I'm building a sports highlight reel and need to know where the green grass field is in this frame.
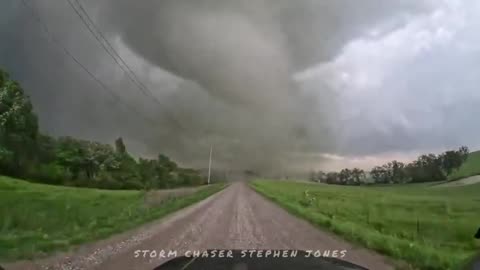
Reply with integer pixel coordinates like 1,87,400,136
0,176,225,261
251,180,480,270
448,150,480,180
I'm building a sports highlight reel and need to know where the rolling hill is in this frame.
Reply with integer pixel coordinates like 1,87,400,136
448,150,480,180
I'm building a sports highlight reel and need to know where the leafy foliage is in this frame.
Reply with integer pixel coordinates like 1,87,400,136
0,70,38,174
311,168,365,185
311,147,470,186
0,68,205,189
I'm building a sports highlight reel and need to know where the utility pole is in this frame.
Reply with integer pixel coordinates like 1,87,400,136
207,145,213,185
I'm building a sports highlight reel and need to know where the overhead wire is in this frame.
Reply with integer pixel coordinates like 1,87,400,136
65,0,150,97
65,0,186,131
19,0,159,126
73,0,155,99
19,0,190,132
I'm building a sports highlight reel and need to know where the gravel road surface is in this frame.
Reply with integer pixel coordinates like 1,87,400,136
5,182,395,270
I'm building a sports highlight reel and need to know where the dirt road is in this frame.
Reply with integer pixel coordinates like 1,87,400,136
6,182,395,270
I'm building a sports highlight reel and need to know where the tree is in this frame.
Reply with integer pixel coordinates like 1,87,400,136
325,172,339,184
0,68,205,190
0,145,13,166
390,160,406,183
439,146,469,176
84,141,116,179
115,137,126,154
104,152,139,189
37,135,57,164
370,161,406,184
406,154,446,183
368,146,470,185
459,146,469,162
56,137,88,179
158,154,178,172
440,151,461,176
382,163,394,183
351,168,366,185
0,69,39,172
177,168,204,186
371,166,388,184
339,168,353,185
137,158,157,189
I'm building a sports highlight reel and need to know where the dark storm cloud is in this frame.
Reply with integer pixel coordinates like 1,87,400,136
0,0,435,171
0,1,155,139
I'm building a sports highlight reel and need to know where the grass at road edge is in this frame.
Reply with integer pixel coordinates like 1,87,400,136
250,180,478,270
0,176,226,262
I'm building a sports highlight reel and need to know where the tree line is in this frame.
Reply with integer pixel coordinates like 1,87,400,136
0,68,206,189
310,147,470,185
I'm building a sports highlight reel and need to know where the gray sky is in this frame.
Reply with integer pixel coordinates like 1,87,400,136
0,0,478,172
295,0,480,170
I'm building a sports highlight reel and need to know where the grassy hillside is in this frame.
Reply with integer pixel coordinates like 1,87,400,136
251,180,480,270
0,176,225,261
448,150,480,180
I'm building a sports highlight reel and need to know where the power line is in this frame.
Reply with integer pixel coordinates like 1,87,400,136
65,0,149,97
19,0,158,126
73,0,154,99
66,0,186,131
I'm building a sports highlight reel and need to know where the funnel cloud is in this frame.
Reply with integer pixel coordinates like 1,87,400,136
3,0,477,173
